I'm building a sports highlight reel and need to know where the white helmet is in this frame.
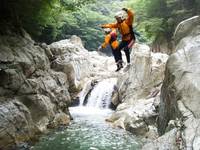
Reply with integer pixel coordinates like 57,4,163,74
115,11,126,20
104,28,112,34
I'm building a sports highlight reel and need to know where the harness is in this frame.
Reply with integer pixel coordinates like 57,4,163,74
129,25,136,40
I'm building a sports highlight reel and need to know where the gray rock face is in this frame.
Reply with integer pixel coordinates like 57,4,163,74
0,32,86,149
49,36,118,88
158,16,200,149
173,16,200,45
0,100,36,149
118,44,168,105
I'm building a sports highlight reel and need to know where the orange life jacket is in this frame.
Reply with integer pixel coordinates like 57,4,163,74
102,30,118,49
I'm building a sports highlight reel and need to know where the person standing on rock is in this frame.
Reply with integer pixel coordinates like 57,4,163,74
98,28,122,72
101,8,135,70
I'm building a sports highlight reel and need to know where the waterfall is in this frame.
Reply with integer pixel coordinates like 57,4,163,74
79,78,117,109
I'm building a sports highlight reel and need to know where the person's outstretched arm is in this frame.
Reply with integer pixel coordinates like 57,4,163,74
101,23,118,29
123,8,134,26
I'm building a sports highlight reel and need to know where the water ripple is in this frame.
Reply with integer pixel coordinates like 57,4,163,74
32,107,142,150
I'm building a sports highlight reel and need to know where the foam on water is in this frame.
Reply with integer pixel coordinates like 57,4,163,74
80,78,117,109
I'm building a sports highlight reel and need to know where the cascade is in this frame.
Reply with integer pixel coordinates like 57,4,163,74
79,78,117,109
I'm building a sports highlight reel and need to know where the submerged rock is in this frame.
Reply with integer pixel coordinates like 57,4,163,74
48,112,71,128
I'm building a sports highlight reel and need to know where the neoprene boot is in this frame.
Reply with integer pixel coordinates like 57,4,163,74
115,61,123,72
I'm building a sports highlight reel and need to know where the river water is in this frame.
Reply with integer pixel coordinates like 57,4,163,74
32,79,142,150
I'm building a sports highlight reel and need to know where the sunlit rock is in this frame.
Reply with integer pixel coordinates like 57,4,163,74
118,43,168,105
107,97,159,136
108,42,168,136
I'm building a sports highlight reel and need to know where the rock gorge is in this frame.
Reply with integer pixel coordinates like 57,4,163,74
0,16,200,150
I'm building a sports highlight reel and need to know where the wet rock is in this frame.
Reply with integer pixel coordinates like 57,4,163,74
111,85,121,106
48,112,70,128
107,97,158,136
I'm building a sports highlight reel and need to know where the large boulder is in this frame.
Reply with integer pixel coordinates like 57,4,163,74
0,100,36,149
107,43,168,136
118,44,168,105
0,32,84,149
158,16,200,149
49,35,117,88
107,98,158,136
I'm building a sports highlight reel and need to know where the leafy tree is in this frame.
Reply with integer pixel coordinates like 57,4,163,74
125,0,200,47
1,0,199,52
0,0,94,41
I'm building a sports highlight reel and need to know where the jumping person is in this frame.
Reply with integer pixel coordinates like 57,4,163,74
98,28,122,71
101,8,135,70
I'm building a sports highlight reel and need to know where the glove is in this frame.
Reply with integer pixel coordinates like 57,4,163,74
122,8,128,12
97,46,102,51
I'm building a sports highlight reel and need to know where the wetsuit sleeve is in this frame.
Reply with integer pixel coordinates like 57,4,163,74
102,35,111,49
125,9,134,26
101,23,118,28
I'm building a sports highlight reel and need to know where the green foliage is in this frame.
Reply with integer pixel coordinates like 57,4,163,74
57,0,123,50
2,0,200,50
1,0,123,50
125,0,200,44
0,0,94,42
139,18,164,43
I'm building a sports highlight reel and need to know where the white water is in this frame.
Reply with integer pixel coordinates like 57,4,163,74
79,78,117,109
